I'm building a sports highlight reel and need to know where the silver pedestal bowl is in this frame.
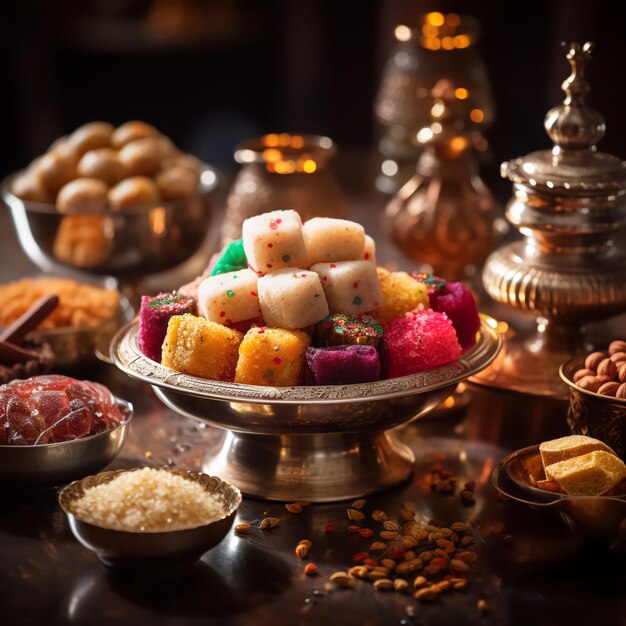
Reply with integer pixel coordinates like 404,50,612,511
2,167,219,279
111,318,501,502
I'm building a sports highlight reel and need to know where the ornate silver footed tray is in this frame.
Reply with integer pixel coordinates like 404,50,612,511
111,318,501,502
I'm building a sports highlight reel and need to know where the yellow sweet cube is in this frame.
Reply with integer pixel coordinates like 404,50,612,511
161,313,243,381
373,268,429,324
235,327,310,386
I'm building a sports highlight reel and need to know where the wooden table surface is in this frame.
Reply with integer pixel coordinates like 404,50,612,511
1,157,625,626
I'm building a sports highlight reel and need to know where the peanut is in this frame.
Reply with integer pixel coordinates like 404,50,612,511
330,571,353,587
413,575,428,588
415,587,438,602
373,578,393,591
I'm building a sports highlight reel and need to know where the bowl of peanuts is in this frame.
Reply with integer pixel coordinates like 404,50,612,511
0,276,134,369
560,340,626,461
2,121,219,277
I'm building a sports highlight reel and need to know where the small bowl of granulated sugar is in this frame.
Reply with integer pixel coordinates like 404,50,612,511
58,467,242,569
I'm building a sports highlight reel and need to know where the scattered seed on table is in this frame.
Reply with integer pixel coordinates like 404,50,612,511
304,563,318,576
373,578,393,591
330,571,353,588
347,508,365,521
260,517,280,529
295,539,312,559
234,523,250,533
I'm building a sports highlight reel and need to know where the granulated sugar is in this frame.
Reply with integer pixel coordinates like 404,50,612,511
71,468,225,532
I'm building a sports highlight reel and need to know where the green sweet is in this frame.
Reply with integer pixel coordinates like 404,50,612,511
210,239,248,276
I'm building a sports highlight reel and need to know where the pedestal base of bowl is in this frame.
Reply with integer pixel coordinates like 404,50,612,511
201,430,414,503
152,386,417,502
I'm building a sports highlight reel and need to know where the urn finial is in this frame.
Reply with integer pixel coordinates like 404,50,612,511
544,41,605,152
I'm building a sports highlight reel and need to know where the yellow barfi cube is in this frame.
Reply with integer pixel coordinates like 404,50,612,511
235,327,310,386
161,313,242,381
373,268,429,324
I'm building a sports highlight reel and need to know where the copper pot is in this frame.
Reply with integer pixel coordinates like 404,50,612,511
222,133,345,243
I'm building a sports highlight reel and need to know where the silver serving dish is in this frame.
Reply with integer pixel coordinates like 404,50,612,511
42,283,134,370
2,167,218,278
0,275,135,370
492,444,626,547
0,398,132,486
58,468,241,569
111,317,501,502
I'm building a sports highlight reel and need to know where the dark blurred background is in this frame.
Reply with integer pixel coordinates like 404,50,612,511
0,0,624,195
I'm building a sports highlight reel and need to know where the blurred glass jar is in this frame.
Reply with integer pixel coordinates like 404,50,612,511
386,81,502,281
222,133,345,243
375,12,494,193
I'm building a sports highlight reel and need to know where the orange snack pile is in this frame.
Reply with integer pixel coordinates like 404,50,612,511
0,277,119,330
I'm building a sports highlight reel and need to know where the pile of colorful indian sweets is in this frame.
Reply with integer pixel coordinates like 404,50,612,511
535,435,626,496
0,374,124,445
136,210,482,386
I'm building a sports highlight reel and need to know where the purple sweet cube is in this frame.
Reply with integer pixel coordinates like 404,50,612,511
137,292,196,362
305,345,380,385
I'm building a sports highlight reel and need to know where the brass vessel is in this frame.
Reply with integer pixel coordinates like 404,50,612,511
476,42,626,397
375,12,494,193
221,133,345,244
386,79,501,280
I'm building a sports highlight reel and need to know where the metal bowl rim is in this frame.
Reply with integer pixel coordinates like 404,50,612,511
58,467,242,533
1,164,220,215
0,396,133,450
559,356,626,406
111,316,502,404
501,443,626,503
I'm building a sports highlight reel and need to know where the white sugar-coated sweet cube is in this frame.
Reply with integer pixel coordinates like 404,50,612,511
302,217,365,264
258,268,329,329
363,235,376,264
197,268,261,324
311,260,382,315
242,210,308,275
